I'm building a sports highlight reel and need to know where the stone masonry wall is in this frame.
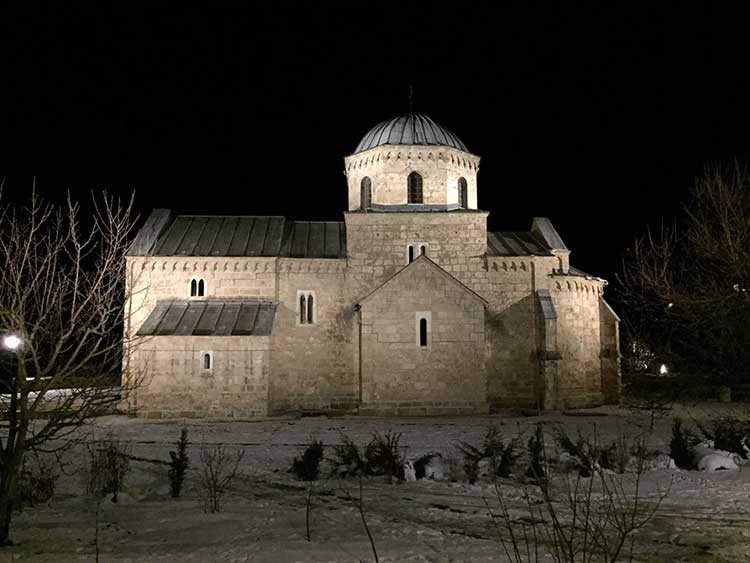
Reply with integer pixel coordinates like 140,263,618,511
551,276,606,408
132,335,270,418
359,259,487,415
344,146,480,210
269,259,358,413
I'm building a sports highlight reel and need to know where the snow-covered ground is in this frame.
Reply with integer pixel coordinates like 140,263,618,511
4,404,750,562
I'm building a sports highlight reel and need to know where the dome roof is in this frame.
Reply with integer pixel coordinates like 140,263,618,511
354,114,468,154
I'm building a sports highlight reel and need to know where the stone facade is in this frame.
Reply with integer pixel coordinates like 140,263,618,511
124,113,621,418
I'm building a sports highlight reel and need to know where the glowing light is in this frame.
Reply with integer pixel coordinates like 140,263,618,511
3,334,21,351
659,364,668,375
667,302,674,309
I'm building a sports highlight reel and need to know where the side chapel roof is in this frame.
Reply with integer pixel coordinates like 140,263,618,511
136,299,277,336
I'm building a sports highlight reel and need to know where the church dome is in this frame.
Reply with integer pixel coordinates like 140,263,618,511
354,114,468,154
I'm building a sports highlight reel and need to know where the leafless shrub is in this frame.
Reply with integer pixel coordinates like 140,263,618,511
198,443,245,513
486,435,671,563
16,450,58,508
85,437,131,503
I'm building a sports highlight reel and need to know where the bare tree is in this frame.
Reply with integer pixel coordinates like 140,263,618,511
618,161,750,384
198,443,244,513
0,188,144,544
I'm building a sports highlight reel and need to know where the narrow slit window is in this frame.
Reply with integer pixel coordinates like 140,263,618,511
420,244,426,256
419,318,428,347
407,172,423,204
298,291,315,325
197,279,205,296
360,177,372,209
202,352,212,370
408,245,414,263
458,177,468,208
190,279,197,297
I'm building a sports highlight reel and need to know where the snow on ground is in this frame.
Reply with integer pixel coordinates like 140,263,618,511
4,404,750,562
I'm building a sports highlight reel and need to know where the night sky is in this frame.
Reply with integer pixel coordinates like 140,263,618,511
4,4,749,285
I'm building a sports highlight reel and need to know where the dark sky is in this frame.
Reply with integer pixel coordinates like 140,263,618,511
3,4,749,283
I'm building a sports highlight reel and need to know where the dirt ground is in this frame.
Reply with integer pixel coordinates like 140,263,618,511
3,404,750,562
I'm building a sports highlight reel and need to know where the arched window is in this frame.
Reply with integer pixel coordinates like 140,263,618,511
458,177,468,208
408,245,415,264
201,351,212,370
416,312,431,347
298,290,316,325
190,278,206,298
419,244,427,256
360,177,372,209
407,172,423,204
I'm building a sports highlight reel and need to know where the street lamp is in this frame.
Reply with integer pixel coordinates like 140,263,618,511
3,334,22,351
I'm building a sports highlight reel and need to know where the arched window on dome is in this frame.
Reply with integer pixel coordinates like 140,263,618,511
407,172,423,204
360,177,372,209
458,177,468,208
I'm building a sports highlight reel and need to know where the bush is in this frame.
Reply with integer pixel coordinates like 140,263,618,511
199,443,245,513
670,418,699,469
329,434,366,478
291,437,325,481
525,423,547,481
365,430,404,483
697,414,750,459
16,451,57,508
168,428,190,498
556,427,637,476
86,437,131,503
457,424,519,482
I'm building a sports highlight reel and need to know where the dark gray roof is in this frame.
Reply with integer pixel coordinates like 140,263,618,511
487,232,553,257
129,211,347,258
136,300,277,336
531,217,568,251
354,114,468,154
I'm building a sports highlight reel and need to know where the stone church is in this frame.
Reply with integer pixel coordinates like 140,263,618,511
124,114,621,418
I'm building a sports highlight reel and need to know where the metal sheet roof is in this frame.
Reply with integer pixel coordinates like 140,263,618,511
136,300,277,337
487,232,553,257
354,114,469,154
131,212,347,258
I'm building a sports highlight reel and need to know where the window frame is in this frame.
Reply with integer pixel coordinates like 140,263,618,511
297,290,317,326
200,350,213,371
360,176,372,209
406,242,429,264
458,177,468,208
415,311,431,348
189,277,207,299
407,171,423,204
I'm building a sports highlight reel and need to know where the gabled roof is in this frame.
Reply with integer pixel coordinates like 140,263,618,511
128,210,347,259
487,231,553,256
136,299,277,336
357,255,488,307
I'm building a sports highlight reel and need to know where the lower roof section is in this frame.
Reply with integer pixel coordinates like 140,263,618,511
136,299,277,337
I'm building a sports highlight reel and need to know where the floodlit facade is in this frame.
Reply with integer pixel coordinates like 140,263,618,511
124,114,621,418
